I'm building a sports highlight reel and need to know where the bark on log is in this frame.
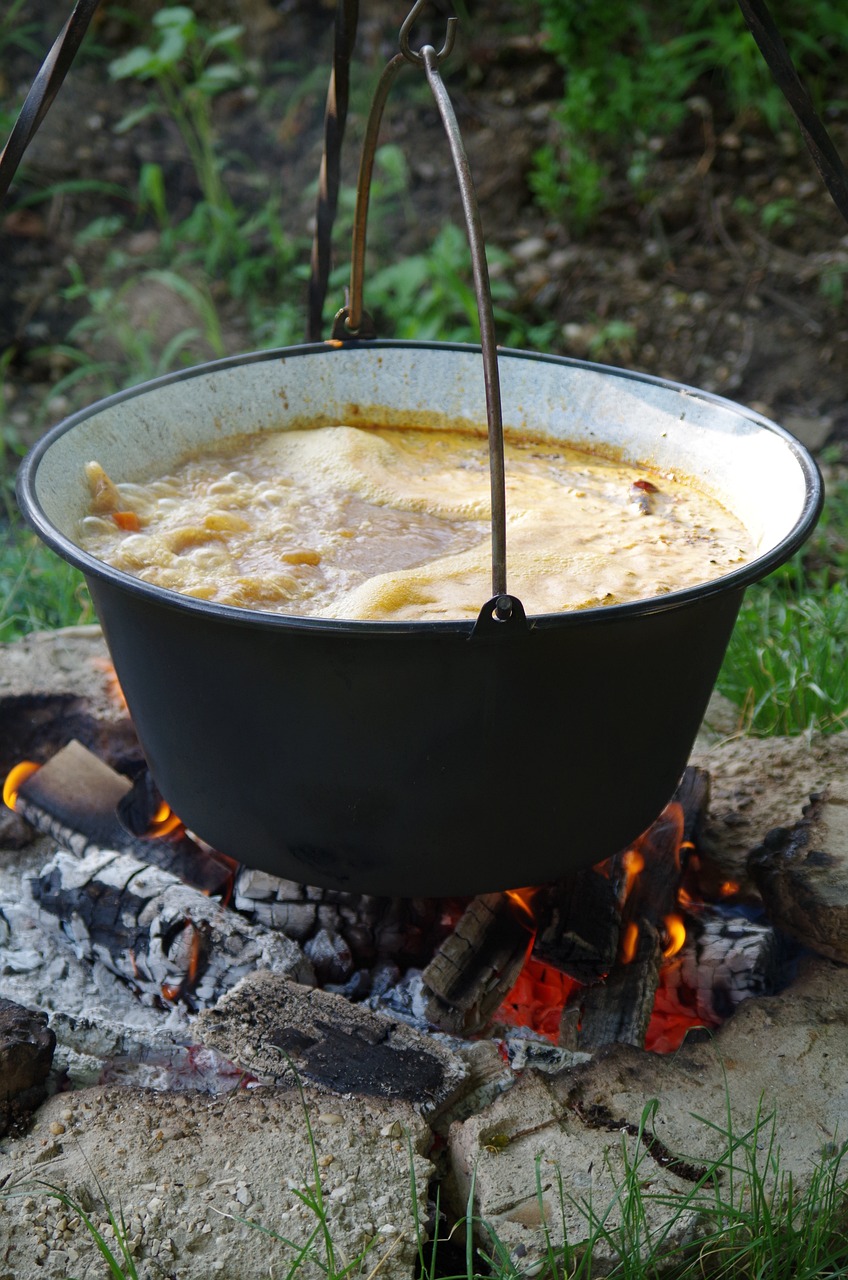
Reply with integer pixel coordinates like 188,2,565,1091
420,893,533,1035
560,802,686,1051
31,848,314,1008
748,785,848,962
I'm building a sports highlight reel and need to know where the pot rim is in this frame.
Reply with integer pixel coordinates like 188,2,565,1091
17,339,824,636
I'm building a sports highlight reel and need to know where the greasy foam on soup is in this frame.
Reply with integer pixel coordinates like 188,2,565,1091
79,422,754,621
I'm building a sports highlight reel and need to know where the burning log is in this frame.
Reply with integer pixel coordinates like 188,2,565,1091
31,848,314,1008
7,741,234,897
748,786,848,962
531,869,619,983
420,892,534,1035
561,799,690,1052
647,905,779,1052
6,743,450,988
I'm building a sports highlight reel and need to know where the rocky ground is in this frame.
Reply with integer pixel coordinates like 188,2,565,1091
1,0,848,456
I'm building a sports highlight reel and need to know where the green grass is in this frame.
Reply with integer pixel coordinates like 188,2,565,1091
715,451,848,736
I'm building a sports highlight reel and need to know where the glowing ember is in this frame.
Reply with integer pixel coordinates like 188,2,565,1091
161,921,204,1002
2,760,40,811
645,967,721,1053
496,958,579,1042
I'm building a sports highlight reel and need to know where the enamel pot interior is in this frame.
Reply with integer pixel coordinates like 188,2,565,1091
17,342,822,895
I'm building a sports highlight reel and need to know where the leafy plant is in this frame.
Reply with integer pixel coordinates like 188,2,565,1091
532,0,848,230
109,6,246,217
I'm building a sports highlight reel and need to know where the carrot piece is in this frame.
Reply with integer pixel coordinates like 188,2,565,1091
112,511,141,531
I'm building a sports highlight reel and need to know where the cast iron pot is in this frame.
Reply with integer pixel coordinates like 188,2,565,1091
17,342,822,895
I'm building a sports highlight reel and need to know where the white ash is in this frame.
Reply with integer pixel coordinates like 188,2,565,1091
31,845,314,1006
0,839,191,1084
661,905,779,1022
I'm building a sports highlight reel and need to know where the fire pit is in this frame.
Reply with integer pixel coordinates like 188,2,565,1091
2,626,848,1280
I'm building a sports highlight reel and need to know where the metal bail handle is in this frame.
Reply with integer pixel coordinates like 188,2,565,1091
333,0,521,613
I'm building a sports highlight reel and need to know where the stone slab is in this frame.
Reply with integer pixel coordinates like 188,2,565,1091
446,955,848,1272
0,1082,432,1280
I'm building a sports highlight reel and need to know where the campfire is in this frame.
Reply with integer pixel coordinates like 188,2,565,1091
1,661,785,1080
2,626,847,1280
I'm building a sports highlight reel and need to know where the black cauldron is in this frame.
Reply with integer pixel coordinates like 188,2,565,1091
16,342,822,894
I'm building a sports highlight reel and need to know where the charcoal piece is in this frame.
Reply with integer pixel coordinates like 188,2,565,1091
303,926,354,983
0,998,56,1135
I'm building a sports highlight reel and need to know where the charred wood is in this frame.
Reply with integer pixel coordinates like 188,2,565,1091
233,869,447,971
561,801,686,1051
532,869,619,983
0,998,56,1136
748,785,848,963
196,971,467,1117
31,848,314,1008
14,741,234,897
12,743,450,980
561,922,663,1051
653,906,779,1028
420,893,533,1035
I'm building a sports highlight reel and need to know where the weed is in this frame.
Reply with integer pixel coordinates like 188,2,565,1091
109,6,247,216
0,525,93,642
532,0,848,230
363,222,522,345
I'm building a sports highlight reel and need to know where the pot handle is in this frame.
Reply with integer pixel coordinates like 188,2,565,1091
331,1,520,618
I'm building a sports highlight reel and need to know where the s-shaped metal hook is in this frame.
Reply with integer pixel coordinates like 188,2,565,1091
399,0,458,66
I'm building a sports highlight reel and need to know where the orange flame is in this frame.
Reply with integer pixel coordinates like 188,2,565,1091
505,887,536,928
145,799,183,839
3,761,40,811
92,657,128,712
662,914,687,958
720,880,740,898
620,848,645,899
620,920,639,964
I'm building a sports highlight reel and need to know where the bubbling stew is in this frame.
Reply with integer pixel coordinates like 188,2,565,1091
79,421,755,621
